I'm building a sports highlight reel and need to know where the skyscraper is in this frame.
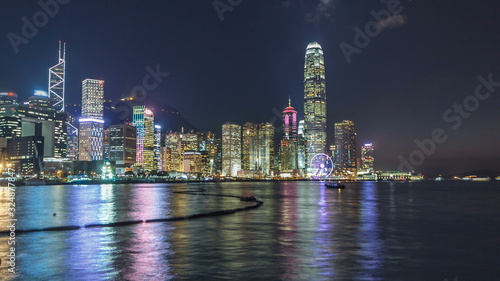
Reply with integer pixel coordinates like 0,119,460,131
241,122,258,171
241,122,275,176
155,125,162,172
164,132,183,172
222,122,241,177
109,123,136,173
297,120,306,171
279,99,298,172
333,120,357,175
303,41,327,172
283,97,297,140
133,105,156,171
258,122,274,175
361,143,374,172
48,43,78,160
78,79,104,161
48,42,66,112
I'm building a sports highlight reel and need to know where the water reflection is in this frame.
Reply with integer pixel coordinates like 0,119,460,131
278,182,301,280
356,182,383,280
2,181,498,280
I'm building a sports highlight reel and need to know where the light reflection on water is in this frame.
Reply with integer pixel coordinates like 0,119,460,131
0,181,499,280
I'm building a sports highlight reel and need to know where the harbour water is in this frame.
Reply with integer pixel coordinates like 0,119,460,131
0,181,499,280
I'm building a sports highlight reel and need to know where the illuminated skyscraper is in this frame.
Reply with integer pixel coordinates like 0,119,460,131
133,106,156,171
283,97,297,140
201,131,221,175
333,120,357,175
361,143,374,172
48,42,77,159
48,42,66,112
241,122,275,176
279,99,298,171
164,132,183,172
109,123,136,173
304,41,327,172
0,92,21,138
155,125,162,172
78,79,104,161
241,122,258,171
222,122,241,177
259,123,275,175
297,120,306,171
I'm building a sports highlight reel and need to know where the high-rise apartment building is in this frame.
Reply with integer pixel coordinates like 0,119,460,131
78,79,104,161
333,120,357,175
222,122,241,177
133,105,156,171
303,41,327,172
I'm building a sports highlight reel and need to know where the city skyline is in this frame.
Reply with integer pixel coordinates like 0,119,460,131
1,1,500,174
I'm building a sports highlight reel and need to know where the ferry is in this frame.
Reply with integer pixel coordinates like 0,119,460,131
462,175,490,181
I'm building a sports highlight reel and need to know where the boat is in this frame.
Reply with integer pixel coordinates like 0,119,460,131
240,196,257,202
325,181,345,189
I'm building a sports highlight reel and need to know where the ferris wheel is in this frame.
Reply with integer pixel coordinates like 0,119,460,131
310,153,334,178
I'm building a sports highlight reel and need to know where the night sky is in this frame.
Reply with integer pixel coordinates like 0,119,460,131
1,0,500,175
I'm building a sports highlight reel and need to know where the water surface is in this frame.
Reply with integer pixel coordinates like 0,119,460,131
0,181,499,280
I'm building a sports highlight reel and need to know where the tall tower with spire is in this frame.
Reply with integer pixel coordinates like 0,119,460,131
282,96,297,140
279,98,298,173
303,41,327,173
48,41,66,112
